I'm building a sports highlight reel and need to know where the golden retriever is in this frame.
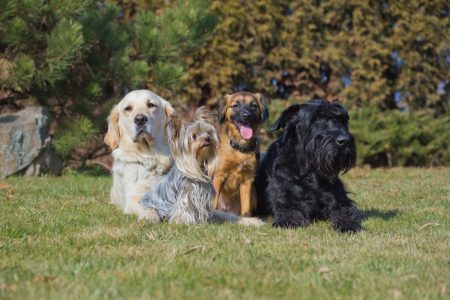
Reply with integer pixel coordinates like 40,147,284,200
104,89,175,218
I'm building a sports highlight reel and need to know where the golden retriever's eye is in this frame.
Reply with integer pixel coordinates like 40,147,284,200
147,102,156,108
124,105,132,112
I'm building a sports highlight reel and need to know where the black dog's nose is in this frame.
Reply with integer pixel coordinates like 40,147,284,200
134,114,148,126
241,111,250,121
336,136,350,146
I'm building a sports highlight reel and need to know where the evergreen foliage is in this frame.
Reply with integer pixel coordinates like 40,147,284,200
0,0,217,159
1,0,448,166
350,108,450,167
180,0,449,114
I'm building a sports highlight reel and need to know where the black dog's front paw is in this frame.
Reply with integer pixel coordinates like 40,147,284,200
330,205,362,233
332,221,361,233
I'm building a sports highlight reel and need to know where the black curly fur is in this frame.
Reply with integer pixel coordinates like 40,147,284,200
254,99,362,232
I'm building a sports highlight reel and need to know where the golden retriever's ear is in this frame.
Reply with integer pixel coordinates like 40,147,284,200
255,93,269,122
218,95,229,124
104,105,120,150
162,100,175,120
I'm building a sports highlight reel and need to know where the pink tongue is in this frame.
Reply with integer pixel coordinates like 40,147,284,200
239,125,253,139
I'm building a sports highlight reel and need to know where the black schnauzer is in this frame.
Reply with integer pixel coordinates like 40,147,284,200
254,99,362,232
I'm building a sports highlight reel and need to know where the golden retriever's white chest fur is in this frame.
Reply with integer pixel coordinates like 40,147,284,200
110,148,172,215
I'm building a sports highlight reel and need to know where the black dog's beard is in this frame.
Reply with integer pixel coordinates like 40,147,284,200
306,135,356,182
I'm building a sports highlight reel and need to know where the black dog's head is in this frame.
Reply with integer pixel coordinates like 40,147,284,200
271,99,356,181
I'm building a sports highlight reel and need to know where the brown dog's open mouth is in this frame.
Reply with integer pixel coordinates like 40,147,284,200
233,121,253,139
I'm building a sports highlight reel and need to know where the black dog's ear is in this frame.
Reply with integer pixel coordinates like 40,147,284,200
218,95,229,124
270,104,301,131
255,93,269,122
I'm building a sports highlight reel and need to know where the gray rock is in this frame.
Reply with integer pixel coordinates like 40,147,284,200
0,106,62,178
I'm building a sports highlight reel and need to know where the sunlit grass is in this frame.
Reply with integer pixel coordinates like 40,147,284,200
1,168,449,299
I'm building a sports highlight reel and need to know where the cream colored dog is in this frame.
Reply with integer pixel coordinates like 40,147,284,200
104,90,175,217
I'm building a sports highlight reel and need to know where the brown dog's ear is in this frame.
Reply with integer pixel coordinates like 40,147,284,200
218,95,229,124
255,93,269,122
104,105,120,150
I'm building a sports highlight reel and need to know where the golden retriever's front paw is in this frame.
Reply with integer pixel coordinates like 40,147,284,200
238,217,265,227
138,208,161,223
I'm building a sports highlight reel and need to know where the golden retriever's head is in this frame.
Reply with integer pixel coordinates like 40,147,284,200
104,90,175,151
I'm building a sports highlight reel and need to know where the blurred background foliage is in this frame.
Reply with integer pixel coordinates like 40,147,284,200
0,0,449,167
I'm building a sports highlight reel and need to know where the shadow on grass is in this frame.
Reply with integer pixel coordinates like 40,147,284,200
362,209,399,221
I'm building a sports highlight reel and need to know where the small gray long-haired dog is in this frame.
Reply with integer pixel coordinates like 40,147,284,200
139,107,263,226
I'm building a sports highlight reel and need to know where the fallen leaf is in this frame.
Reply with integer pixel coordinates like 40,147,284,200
0,182,10,190
115,271,128,281
0,284,16,292
419,222,440,230
319,267,332,274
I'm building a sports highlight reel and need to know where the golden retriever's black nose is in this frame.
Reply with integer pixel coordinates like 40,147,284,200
134,114,148,126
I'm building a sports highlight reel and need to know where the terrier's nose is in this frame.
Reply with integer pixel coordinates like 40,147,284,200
134,114,148,126
336,135,350,146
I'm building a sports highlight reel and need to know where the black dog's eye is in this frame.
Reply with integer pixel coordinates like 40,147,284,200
124,106,132,112
147,102,156,108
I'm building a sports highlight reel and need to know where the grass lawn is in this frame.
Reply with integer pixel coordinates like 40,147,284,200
0,168,449,299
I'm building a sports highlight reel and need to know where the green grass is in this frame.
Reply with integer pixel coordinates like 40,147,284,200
1,168,449,299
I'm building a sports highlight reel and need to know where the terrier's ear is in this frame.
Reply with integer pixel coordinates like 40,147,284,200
255,93,269,122
194,106,214,124
270,104,301,131
218,95,230,124
167,114,183,154
167,114,182,141
104,105,120,149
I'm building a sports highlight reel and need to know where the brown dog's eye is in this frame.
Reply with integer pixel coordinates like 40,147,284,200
124,106,132,112
251,102,258,108
232,103,240,109
147,102,156,108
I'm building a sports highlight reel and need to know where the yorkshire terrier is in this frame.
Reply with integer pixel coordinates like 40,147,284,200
139,107,264,226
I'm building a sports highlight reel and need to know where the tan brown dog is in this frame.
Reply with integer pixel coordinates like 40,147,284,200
213,92,268,216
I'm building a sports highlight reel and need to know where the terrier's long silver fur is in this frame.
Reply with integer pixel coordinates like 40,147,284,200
139,108,263,226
